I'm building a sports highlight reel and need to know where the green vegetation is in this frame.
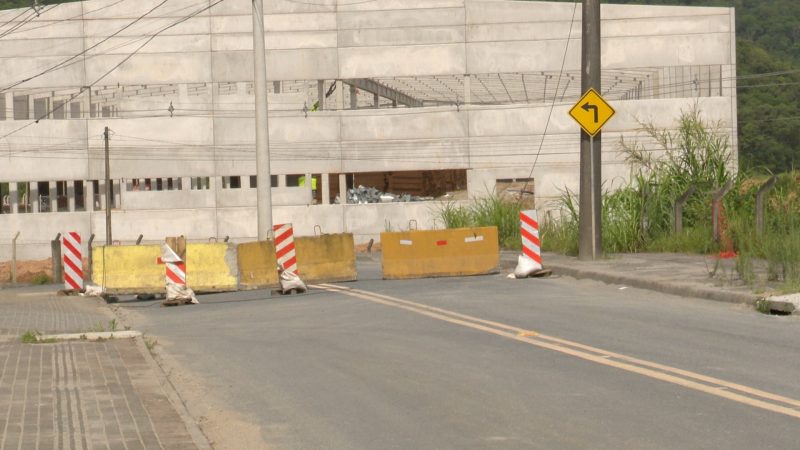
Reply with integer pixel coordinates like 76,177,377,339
540,0,800,174
30,272,50,285
21,330,38,343
21,330,56,344
438,196,523,250
144,336,158,351
541,107,800,291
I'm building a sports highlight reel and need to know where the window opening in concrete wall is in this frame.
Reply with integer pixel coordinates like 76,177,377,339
52,100,65,119
286,174,302,187
33,98,48,120
101,106,111,118
156,178,164,191
70,102,81,119
92,180,100,209
248,175,278,188
346,170,467,202
496,178,535,208
74,181,85,211
17,182,30,213
130,179,140,191
13,95,29,120
90,103,97,118
37,181,49,212
222,176,241,189
0,95,5,120
143,179,152,191
0,182,8,213
191,177,210,190
56,181,68,212
109,180,116,208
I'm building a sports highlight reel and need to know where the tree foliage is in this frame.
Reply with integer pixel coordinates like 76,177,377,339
537,0,800,174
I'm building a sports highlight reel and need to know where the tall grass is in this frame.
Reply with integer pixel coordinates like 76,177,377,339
438,196,523,249
542,105,800,289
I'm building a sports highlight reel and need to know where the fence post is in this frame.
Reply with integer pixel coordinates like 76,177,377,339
51,233,63,283
11,232,20,285
711,180,734,242
756,175,778,237
673,185,696,234
87,234,95,284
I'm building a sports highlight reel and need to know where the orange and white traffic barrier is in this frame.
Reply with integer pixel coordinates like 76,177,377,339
62,231,83,290
520,210,542,266
157,244,197,304
274,223,298,274
514,210,543,278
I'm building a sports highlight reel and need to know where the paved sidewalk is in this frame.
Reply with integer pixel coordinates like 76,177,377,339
0,286,205,450
501,251,767,305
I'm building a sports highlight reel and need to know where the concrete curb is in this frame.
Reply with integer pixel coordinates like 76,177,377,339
498,256,762,306
105,307,215,450
37,330,142,341
132,337,214,450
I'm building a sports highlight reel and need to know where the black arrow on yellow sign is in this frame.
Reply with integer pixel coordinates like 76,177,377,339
581,103,599,123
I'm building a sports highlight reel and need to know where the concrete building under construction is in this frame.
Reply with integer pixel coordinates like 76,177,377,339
0,0,737,259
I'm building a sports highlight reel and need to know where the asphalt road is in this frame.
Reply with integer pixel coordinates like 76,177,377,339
119,259,800,449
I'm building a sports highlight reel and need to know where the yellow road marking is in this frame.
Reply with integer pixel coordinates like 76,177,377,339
316,283,800,419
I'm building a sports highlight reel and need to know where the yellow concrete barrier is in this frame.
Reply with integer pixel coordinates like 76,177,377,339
295,233,357,283
186,243,238,292
381,227,499,279
237,240,279,290
91,245,163,294
92,243,239,294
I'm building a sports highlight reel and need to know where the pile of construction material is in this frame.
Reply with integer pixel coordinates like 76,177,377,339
335,186,433,204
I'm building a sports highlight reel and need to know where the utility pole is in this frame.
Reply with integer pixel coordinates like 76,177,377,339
252,0,273,239
579,0,602,260
104,126,112,245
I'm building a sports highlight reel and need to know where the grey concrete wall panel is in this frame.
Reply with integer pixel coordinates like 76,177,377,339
90,209,218,241
123,190,217,210
338,0,465,13
0,121,88,181
0,57,86,90
0,36,84,58
339,44,466,79
84,53,212,85
341,109,467,141
470,0,567,20
603,34,732,69
339,27,466,48
341,139,470,173
467,40,581,74
264,0,335,15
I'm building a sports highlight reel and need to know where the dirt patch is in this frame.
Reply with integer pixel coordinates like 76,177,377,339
0,259,52,284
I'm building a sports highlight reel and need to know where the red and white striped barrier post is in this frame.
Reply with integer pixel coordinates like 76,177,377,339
157,242,196,304
520,210,542,267
62,231,83,291
274,223,298,274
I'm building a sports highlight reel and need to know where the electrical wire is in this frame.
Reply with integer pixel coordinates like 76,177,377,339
0,0,170,93
518,1,578,202
0,0,230,141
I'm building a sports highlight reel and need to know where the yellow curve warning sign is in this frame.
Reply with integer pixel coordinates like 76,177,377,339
568,88,615,136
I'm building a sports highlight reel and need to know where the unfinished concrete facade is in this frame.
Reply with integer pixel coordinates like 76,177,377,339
0,0,737,260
